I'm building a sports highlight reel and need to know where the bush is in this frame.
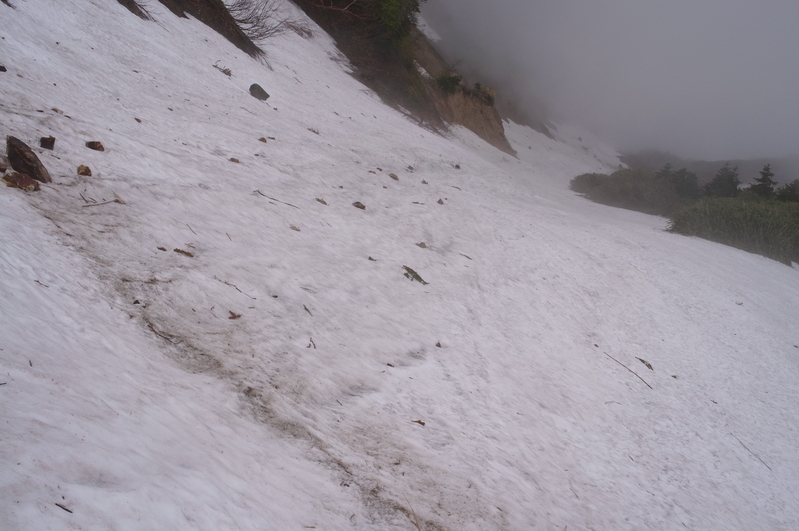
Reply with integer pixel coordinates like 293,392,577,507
225,0,307,41
435,73,462,94
704,162,740,198
569,167,696,216
776,179,799,202
668,198,799,264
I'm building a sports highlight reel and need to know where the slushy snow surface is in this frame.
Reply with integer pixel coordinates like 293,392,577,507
1,1,798,529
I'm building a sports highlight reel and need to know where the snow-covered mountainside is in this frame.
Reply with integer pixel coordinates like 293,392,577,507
2,1,798,529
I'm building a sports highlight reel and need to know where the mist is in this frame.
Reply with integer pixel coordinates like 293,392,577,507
420,0,799,160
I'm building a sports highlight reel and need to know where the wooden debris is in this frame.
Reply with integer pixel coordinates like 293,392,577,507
389,173,398,181
228,311,242,320
402,266,428,285
411,420,425,426
55,503,73,513
303,304,313,316
605,353,652,390
253,189,300,209
290,225,300,231
316,198,327,205
82,198,125,207
173,248,194,257
636,357,653,370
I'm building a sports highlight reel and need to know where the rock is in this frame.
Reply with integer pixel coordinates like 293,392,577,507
249,84,270,101
389,173,399,181
229,158,240,163
0,162,7,173
135,117,142,123
416,242,427,248
77,165,92,176
352,201,366,210
3,172,40,191
437,199,444,205
0,66,6,73
258,137,267,143
6,136,52,183
85,141,105,151
40,136,55,150
316,198,327,205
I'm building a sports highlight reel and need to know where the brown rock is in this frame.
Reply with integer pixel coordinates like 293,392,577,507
40,136,55,150
77,165,92,176
352,201,366,210
85,141,105,151
258,137,267,143
0,162,7,174
389,173,399,181
6,136,52,183
437,199,444,205
3,172,40,191
229,158,240,163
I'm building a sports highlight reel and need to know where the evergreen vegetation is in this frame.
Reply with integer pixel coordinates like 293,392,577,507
571,161,799,264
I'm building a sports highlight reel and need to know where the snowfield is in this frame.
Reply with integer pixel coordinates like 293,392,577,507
1,1,798,529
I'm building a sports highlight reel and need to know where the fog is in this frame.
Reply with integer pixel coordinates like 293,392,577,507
421,0,799,160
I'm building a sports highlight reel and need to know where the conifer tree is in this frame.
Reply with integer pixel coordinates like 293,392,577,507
703,162,740,198
750,163,777,197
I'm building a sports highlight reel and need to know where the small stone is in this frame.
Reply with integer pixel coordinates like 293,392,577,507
77,165,91,176
454,164,460,169
258,137,267,143
316,198,327,205
6,136,51,183
368,256,376,261
290,225,300,231
40,136,55,150
229,158,240,163
0,66,6,72
421,180,428,185
416,242,427,248
134,117,142,123
157,247,167,251
85,141,104,151
437,199,444,205
2,172,40,191
436,342,442,348
389,173,398,181
352,201,366,210
249,83,270,101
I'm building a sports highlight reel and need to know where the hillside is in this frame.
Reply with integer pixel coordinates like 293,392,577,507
2,1,799,530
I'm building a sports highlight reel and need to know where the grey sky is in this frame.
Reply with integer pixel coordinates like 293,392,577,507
421,0,799,159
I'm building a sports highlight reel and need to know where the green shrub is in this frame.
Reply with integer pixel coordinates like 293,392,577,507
435,73,462,94
703,162,740,198
668,198,799,264
569,167,696,216
776,179,799,202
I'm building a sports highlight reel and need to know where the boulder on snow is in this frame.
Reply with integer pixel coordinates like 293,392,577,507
40,136,55,150
3,172,41,191
85,141,105,151
77,165,92,176
6,136,52,183
249,84,270,101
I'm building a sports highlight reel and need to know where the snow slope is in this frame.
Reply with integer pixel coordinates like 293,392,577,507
1,1,798,529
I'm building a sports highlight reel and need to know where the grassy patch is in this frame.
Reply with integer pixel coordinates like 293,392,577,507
667,198,799,264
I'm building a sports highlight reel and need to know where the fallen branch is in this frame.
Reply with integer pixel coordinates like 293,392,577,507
55,503,73,513
604,353,653,390
148,324,178,344
214,275,256,299
82,198,125,207
253,189,300,209
733,434,772,471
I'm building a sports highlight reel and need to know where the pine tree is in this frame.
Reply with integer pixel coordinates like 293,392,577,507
703,162,740,198
750,163,777,197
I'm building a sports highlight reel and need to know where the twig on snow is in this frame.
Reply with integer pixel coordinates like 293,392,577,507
303,304,313,316
55,503,73,513
148,324,178,344
82,198,126,207
186,223,197,235
253,189,300,209
733,434,772,471
214,275,256,299
604,353,653,390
